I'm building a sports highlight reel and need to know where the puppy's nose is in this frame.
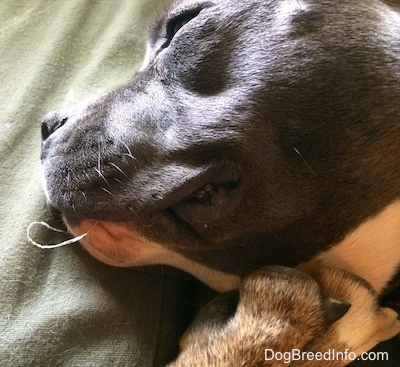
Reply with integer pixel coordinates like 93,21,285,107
41,111,68,140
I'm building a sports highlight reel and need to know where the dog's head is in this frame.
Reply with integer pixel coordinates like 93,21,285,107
169,266,350,366
40,0,400,289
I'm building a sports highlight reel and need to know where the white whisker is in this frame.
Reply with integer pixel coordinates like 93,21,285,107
80,190,87,203
120,140,137,161
98,141,102,173
94,167,111,186
101,186,115,196
110,162,128,177
293,146,317,176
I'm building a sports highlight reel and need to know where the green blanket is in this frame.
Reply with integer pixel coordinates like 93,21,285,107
2,2,399,366
0,1,214,365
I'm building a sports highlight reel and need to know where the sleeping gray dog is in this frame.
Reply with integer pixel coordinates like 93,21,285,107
40,0,400,363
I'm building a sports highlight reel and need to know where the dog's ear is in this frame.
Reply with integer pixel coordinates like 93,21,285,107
323,298,351,325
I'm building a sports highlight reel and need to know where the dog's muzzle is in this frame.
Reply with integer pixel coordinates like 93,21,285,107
40,108,245,226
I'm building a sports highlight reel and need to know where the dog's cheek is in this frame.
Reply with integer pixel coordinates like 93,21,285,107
179,41,231,95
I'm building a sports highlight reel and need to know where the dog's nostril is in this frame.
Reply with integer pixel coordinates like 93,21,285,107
41,121,51,141
41,111,69,140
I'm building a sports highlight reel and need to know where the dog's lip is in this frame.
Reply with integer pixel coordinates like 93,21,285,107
139,161,243,220
49,161,243,223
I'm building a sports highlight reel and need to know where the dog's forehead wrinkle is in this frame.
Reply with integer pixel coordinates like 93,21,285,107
155,93,249,151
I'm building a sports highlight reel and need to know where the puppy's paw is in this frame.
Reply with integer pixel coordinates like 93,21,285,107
169,266,350,367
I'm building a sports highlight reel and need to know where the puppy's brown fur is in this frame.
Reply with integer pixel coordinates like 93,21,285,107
169,263,400,366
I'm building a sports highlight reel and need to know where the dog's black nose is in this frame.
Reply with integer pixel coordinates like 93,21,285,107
41,111,68,140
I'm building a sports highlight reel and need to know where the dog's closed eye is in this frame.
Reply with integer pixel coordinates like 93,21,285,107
165,1,215,42
166,10,201,40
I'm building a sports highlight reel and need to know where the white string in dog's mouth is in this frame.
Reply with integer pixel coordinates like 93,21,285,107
27,221,88,249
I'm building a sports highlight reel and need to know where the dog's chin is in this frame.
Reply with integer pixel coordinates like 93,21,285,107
63,216,172,267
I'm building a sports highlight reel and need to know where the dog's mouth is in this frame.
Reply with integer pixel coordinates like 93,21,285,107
52,161,245,265
48,161,244,228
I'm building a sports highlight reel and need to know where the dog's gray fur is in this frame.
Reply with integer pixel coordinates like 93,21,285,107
40,0,400,362
41,0,400,285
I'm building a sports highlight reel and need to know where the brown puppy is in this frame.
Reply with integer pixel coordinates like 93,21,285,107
169,263,400,366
